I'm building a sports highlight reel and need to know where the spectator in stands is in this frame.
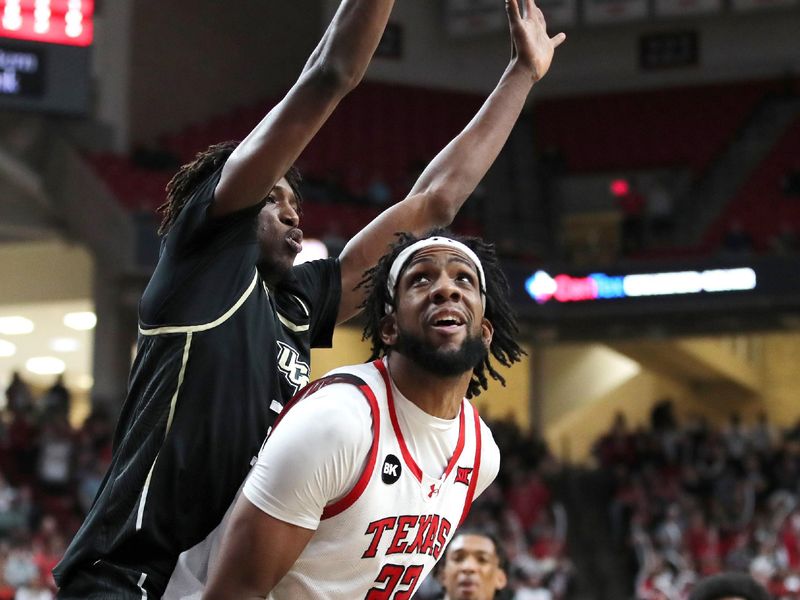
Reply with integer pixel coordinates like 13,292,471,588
0,474,25,537
0,547,13,600
645,179,675,242
722,412,748,464
593,411,636,469
14,572,54,600
4,372,33,416
35,417,74,496
39,376,70,423
617,177,646,254
506,467,552,536
4,541,37,590
54,0,567,597
438,529,509,600
748,411,777,458
748,536,783,593
6,407,38,486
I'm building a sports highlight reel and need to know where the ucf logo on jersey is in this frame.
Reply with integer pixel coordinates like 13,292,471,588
276,341,310,393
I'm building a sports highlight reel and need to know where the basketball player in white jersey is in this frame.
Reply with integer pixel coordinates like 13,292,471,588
199,229,525,599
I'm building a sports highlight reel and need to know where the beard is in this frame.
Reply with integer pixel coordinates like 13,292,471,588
393,329,488,378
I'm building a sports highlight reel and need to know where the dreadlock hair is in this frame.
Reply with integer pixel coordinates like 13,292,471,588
357,227,524,399
157,140,304,236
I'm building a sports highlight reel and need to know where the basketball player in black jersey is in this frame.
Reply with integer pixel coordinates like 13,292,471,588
439,529,509,600
54,0,565,597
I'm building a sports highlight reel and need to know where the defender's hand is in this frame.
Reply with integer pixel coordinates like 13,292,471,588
506,0,566,82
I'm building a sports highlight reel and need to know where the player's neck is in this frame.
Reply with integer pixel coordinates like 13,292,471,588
386,354,470,420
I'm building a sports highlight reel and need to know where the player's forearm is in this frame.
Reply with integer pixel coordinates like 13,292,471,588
302,0,395,90
408,62,536,220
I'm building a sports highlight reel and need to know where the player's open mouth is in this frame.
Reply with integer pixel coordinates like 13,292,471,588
287,229,303,254
430,311,466,332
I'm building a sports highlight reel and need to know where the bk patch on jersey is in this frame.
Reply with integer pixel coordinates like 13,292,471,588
381,454,402,484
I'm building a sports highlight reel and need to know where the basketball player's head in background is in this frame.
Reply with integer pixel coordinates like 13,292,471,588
437,528,509,600
156,141,305,284
358,228,524,399
688,572,770,600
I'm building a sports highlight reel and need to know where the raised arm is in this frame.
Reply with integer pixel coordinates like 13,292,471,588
336,0,565,322
213,0,395,217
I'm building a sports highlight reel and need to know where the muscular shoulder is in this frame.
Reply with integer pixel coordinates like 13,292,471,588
278,383,373,445
244,381,375,529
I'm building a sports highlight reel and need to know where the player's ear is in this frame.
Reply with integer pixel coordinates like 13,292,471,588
481,318,494,349
379,315,398,346
495,567,508,590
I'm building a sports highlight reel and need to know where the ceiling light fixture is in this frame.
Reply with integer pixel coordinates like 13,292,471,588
0,339,16,357
0,316,34,335
26,356,66,375
63,311,97,331
49,337,80,353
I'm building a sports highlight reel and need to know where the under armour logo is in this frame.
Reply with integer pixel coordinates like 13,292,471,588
428,483,441,498
455,467,473,486
382,454,401,484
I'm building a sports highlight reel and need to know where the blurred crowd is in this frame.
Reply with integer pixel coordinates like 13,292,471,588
13,364,800,600
595,401,800,599
0,372,113,599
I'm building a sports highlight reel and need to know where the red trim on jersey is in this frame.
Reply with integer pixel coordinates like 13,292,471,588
321,380,381,520
374,358,466,485
268,373,381,521
270,374,365,431
459,403,483,526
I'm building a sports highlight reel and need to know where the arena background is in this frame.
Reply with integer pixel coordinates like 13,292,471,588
0,0,799,598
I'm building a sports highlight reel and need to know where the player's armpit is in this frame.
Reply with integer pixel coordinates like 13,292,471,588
202,497,315,600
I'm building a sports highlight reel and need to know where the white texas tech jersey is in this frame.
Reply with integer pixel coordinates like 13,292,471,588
269,359,497,600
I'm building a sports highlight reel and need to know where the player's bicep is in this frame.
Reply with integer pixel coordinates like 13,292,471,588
203,496,314,600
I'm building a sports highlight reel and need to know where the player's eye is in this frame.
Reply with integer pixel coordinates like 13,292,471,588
456,271,475,284
410,272,430,284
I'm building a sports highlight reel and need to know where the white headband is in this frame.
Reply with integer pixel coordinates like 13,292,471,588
385,236,486,314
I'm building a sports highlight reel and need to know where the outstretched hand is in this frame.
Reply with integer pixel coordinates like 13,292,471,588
506,0,566,82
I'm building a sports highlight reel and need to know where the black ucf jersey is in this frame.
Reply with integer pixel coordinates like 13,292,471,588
54,167,340,598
